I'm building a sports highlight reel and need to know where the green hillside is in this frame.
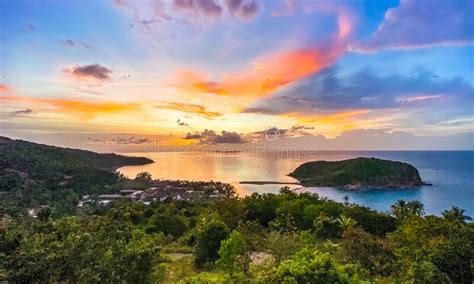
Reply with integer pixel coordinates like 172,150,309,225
0,139,471,283
289,157,425,188
0,136,153,216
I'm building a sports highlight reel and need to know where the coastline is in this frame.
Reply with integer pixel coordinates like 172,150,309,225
116,151,473,217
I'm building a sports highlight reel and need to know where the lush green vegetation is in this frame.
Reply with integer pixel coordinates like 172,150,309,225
1,186,471,283
0,138,471,282
290,157,425,188
0,136,152,217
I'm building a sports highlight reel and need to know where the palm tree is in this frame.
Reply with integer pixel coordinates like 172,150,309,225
407,200,425,216
391,200,409,219
343,195,350,206
337,215,357,230
442,206,472,223
314,214,340,238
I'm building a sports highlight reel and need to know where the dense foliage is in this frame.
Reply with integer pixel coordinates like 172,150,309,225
0,137,152,216
290,157,424,188
0,139,471,282
1,188,471,283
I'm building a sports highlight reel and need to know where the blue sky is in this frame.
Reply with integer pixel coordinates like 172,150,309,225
0,0,473,149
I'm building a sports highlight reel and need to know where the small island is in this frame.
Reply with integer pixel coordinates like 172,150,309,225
289,157,429,189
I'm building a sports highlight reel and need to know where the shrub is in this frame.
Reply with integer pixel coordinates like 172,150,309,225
276,248,351,283
194,221,229,268
217,230,249,274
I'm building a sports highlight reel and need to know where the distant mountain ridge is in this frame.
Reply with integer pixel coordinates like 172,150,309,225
0,136,153,216
0,136,153,171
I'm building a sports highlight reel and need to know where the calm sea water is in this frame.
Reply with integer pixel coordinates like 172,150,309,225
118,151,474,216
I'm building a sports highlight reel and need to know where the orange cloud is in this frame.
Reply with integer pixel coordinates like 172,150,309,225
156,101,222,118
0,95,139,119
171,5,355,98
294,109,370,137
0,84,10,93
296,109,369,124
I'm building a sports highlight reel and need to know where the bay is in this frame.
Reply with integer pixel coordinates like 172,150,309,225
118,151,474,216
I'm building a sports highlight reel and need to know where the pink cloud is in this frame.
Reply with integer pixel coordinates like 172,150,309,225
0,84,10,93
396,94,444,104
225,0,260,20
271,0,298,17
349,0,473,52
171,4,355,97
173,0,222,19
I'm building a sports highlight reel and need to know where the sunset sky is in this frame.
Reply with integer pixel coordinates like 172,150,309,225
0,0,473,151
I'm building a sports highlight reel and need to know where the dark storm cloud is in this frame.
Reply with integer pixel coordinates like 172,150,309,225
184,129,246,144
184,132,203,139
243,67,474,115
68,64,112,81
250,125,314,139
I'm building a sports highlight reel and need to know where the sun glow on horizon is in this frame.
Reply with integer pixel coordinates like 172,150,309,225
0,0,472,149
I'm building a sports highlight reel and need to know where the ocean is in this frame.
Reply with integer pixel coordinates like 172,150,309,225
118,151,474,216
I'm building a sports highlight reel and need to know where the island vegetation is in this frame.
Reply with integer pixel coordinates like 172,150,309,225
1,184,472,283
0,138,472,283
289,157,427,189
0,136,152,217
